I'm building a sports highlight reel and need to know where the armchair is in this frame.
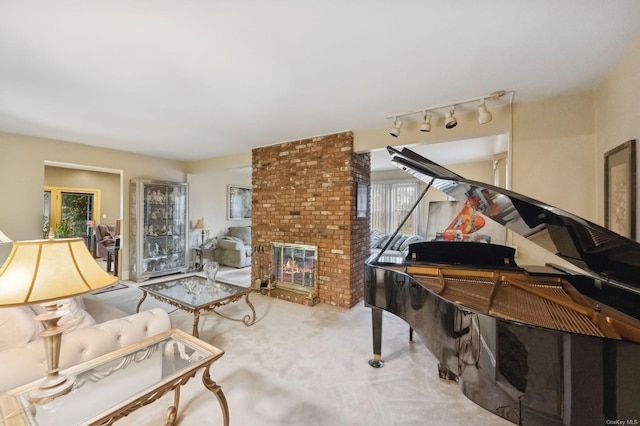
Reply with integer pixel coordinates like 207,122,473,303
94,224,115,259
211,226,251,268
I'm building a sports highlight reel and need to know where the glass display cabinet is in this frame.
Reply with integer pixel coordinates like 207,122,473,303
130,179,189,282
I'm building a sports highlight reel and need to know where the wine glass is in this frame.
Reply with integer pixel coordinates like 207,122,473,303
183,277,196,294
204,261,219,286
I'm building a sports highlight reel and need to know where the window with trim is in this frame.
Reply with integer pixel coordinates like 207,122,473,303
370,181,420,235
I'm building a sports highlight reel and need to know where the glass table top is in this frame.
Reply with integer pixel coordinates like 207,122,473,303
139,275,251,309
0,330,223,426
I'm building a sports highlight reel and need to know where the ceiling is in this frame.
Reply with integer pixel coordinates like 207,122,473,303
2,1,640,163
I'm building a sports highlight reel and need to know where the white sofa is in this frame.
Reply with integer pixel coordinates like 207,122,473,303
0,293,171,393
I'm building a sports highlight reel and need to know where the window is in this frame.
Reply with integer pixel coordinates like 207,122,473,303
371,181,420,235
44,186,100,239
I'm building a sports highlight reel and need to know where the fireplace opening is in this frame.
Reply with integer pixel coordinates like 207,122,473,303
271,242,318,299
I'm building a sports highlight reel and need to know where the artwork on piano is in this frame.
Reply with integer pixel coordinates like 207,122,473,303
425,200,506,244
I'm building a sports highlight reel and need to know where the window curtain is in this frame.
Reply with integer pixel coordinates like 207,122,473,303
371,181,420,235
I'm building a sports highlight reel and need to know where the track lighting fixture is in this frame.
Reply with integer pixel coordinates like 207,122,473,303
389,117,403,137
444,106,457,129
385,90,509,137
477,99,492,124
420,111,431,132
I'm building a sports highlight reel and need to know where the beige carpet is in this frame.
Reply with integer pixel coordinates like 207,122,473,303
94,286,511,426
216,267,251,287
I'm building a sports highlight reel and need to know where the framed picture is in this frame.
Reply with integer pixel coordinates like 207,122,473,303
605,140,636,239
356,183,368,218
227,185,252,220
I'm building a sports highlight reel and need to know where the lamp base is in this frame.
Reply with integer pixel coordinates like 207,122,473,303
30,303,76,403
28,375,75,403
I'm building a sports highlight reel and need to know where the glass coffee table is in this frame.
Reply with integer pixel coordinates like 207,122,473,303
0,329,228,426
136,274,256,338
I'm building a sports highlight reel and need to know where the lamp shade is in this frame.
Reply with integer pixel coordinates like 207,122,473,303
194,218,209,229
0,238,117,307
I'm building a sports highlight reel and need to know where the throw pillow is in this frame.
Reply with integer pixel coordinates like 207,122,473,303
0,306,42,351
390,234,407,251
369,230,387,249
399,235,424,252
377,235,392,249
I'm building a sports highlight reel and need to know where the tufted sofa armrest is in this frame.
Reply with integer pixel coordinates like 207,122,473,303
0,308,171,393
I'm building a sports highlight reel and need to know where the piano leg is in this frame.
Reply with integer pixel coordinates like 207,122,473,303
368,307,384,368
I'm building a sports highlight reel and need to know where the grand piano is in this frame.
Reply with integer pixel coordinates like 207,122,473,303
365,146,640,425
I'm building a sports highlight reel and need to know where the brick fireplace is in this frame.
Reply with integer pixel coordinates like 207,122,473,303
251,132,370,308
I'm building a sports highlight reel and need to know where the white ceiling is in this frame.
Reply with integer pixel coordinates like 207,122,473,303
2,1,640,162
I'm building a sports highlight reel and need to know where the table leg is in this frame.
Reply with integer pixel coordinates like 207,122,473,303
136,291,148,313
202,366,229,426
243,293,257,326
193,310,200,338
207,292,258,326
166,386,180,426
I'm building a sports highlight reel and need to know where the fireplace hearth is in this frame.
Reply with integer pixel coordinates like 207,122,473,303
270,242,318,303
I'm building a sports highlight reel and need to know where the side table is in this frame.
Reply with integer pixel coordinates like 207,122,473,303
0,329,228,426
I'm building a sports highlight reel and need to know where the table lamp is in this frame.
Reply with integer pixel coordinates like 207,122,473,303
0,237,118,402
193,218,209,248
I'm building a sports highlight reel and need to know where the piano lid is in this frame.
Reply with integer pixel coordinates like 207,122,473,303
388,146,640,292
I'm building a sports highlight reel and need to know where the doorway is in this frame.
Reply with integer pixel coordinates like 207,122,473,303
43,162,123,258
44,186,100,242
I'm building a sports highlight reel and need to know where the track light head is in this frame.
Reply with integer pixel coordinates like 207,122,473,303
389,118,403,137
420,111,431,132
444,106,457,129
477,99,492,124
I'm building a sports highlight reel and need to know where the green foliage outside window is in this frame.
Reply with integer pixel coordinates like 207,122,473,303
54,219,75,238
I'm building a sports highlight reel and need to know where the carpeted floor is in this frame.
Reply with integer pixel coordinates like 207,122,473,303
94,284,512,426
216,267,251,287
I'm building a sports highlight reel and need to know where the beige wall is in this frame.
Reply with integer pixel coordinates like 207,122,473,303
0,133,187,278
512,91,596,220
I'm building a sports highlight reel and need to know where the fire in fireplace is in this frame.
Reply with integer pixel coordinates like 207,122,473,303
271,242,318,298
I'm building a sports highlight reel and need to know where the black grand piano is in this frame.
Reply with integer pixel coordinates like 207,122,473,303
365,146,640,426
